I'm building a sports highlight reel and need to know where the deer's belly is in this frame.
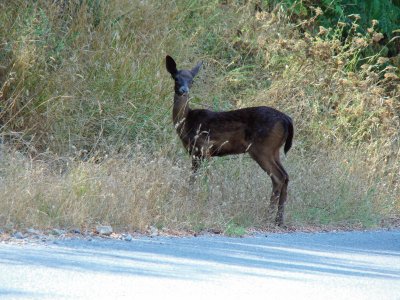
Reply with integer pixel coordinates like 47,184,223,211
188,138,250,157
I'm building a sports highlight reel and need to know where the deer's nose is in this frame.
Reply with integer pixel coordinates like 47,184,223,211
179,86,189,95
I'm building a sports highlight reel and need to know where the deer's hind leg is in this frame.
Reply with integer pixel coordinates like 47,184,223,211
250,149,288,226
274,155,289,226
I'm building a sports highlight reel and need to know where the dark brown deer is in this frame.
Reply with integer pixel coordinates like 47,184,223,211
166,55,294,226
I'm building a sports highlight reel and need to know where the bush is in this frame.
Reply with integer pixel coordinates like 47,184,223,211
264,0,400,56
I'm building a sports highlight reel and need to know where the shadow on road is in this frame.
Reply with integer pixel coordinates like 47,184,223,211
1,230,399,283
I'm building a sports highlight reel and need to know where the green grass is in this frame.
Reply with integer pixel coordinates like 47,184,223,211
224,221,247,237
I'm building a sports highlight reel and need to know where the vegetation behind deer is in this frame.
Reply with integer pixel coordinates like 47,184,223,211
0,1,399,233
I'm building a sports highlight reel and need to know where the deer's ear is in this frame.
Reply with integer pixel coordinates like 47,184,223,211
166,55,178,76
191,61,203,77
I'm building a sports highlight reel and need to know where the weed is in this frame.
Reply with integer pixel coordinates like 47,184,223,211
224,221,247,237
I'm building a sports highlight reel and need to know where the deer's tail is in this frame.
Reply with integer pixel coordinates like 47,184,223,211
284,117,294,155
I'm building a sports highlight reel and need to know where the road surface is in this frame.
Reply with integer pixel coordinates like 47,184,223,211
0,230,399,299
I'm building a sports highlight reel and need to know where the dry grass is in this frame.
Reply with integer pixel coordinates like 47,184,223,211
0,143,397,232
0,1,399,232
0,144,269,232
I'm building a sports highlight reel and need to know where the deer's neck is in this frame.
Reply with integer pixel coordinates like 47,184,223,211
173,93,190,134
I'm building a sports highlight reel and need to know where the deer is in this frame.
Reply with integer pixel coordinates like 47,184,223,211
165,55,294,226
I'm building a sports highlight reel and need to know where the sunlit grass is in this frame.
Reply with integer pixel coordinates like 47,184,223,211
0,1,398,232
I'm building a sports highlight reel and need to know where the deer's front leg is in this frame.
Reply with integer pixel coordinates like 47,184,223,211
192,156,202,173
189,156,202,184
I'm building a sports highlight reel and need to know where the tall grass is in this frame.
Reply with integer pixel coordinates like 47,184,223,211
0,143,396,232
0,1,399,232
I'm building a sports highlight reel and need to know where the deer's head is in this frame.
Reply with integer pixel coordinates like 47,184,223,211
166,55,202,96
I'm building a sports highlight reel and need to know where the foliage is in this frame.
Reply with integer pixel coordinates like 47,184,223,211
264,0,400,55
0,0,399,231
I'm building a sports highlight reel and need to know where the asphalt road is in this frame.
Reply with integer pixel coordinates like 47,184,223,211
0,230,399,300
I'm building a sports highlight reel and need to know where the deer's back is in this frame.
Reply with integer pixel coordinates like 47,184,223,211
186,106,290,137
180,106,291,157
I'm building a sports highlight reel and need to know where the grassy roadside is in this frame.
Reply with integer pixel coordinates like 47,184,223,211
0,143,397,234
0,1,399,234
